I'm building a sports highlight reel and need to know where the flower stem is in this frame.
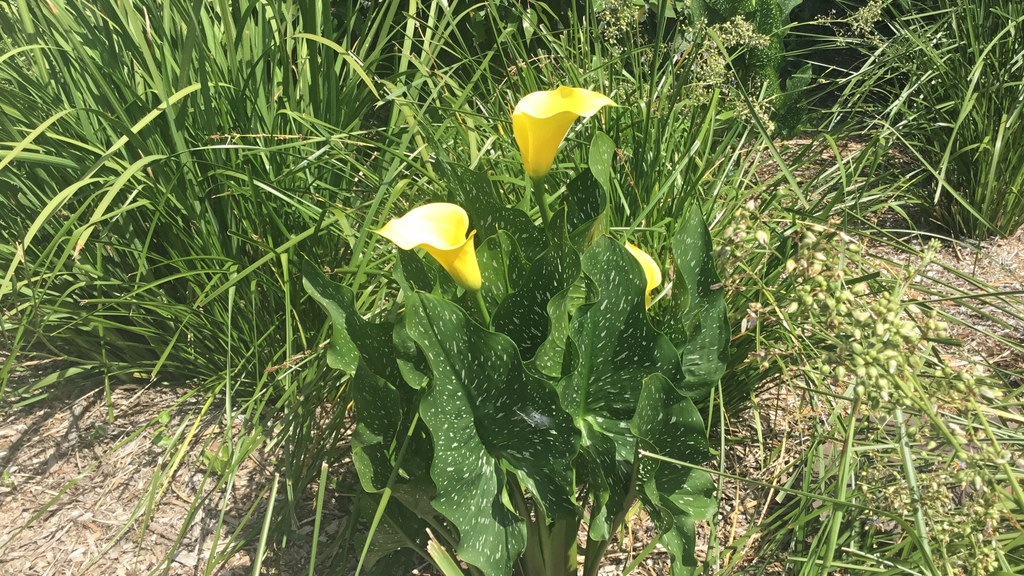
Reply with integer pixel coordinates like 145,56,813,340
473,290,491,327
530,176,553,227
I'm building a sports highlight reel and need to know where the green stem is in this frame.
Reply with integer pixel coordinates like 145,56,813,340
423,515,458,551
821,395,860,573
894,404,934,567
583,537,611,576
534,498,574,576
530,176,553,227
546,520,578,576
507,473,545,576
534,499,552,567
622,535,660,575
473,289,490,327
354,412,420,576
584,486,637,576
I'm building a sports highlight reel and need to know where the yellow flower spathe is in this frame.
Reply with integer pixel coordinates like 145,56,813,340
625,242,662,309
512,86,617,179
375,203,482,291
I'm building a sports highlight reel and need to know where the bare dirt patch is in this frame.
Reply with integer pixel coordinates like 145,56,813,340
0,378,352,576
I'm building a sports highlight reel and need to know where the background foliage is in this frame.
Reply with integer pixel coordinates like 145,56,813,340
2,0,1023,574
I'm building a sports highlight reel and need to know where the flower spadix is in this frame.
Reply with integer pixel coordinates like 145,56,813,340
625,242,662,309
513,86,616,179
375,203,482,291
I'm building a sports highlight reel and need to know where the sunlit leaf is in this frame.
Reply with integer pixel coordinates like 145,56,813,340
302,261,403,384
665,205,729,395
493,208,581,361
406,293,581,575
459,230,530,313
558,236,682,539
438,161,547,262
350,362,403,492
632,373,716,576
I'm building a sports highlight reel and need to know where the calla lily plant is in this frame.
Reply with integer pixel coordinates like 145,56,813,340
306,85,727,576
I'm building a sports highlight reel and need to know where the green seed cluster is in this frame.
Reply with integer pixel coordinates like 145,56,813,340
596,0,644,54
686,18,775,131
719,216,1014,569
857,457,1001,575
849,0,885,39
817,0,884,46
715,201,772,265
781,238,953,411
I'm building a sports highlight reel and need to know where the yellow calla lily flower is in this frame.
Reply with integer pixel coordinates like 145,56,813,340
376,203,482,292
512,86,617,179
625,242,662,309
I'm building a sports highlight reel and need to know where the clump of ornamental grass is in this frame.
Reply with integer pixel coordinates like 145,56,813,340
830,0,1024,238
712,200,1020,572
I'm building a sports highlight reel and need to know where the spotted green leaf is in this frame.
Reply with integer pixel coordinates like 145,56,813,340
355,491,432,571
303,264,418,495
395,247,436,294
459,230,530,314
532,277,587,379
493,208,580,361
558,236,682,538
439,161,547,262
580,420,636,542
302,261,403,385
563,168,605,239
559,236,682,421
405,293,581,576
301,261,360,374
589,131,616,195
632,373,716,576
666,204,729,395
393,251,442,389
393,320,429,390
560,132,615,251
350,362,403,492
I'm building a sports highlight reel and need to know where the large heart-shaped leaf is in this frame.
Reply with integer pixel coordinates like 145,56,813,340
394,319,430,390
304,263,434,519
560,132,615,251
458,230,530,314
395,248,436,294
632,373,716,576
557,236,683,538
438,161,547,262
492,209,581,361
665,204,730,395
302,261,361,374
302,261,402,384
532,277,587,379
350,362,403,492
563,169,605,237
580,421,636,542
405,293,581,576
559,236,682,421
355,490,433,572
